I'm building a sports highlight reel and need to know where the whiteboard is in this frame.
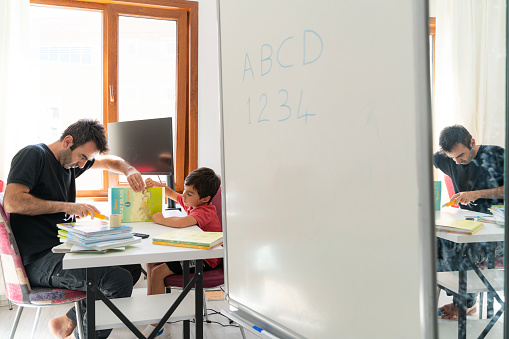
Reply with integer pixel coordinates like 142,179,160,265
218,0,436,338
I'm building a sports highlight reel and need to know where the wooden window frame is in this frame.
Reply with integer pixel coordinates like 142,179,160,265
30,0,198,198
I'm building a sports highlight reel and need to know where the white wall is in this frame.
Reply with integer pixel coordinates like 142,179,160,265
196,0,222,176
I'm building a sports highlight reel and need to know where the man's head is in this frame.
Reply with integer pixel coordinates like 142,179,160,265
181,167,221,208
439,125,477,165
58,119,108,169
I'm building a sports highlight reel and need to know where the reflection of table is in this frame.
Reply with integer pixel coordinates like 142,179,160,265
436,207,504,339
63,222,224,339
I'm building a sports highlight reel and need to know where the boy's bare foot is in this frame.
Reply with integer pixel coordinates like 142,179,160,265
48,315,76,338
439,303,476,319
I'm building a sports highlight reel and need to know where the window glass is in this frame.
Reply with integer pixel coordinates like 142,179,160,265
28,5,103,190
117,16,177,184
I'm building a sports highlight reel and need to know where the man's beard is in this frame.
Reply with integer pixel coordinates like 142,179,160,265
59,148,76,169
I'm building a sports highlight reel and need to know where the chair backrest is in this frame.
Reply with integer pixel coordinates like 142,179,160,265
443,175,459,208
0,193,32,304
210,187,222,227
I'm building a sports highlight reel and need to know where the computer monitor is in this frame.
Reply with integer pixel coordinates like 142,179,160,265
107,117,176,209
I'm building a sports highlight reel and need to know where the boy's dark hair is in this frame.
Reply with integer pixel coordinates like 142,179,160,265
185,167,221,203
60,119,108,154
439,125,472,153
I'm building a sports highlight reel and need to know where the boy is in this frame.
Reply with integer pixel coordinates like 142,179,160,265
142,167,221,337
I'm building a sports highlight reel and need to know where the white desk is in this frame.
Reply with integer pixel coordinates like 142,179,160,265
435,207,504,339
63,220,224,339
436,208,504,243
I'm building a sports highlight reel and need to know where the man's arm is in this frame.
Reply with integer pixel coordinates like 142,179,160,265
450,186,504,205
92,155,145,192
3,183,100,218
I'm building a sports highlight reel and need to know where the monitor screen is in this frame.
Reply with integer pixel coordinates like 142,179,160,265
107,118,173,175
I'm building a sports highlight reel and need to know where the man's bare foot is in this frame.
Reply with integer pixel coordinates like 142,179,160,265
439,303,476,320
48,315,76,338
64,332,77,339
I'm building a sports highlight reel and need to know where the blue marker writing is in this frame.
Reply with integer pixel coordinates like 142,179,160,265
253,325,280,339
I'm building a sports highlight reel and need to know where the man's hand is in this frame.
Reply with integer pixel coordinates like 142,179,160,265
450,191,480,206
66,203,101,219
151,212,165,224
126,170,145,192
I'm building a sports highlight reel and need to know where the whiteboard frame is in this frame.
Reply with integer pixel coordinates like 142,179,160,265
216,0,437,337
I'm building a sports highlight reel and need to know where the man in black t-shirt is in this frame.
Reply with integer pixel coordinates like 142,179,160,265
433,125,504,320
4,119,146,339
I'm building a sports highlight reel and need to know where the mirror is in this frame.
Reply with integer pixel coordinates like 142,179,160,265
430,1,506,337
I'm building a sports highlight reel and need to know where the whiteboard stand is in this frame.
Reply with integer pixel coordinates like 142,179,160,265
221,306,305,339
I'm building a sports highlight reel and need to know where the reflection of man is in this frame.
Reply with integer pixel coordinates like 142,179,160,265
433,124,504,319
4,119,146,339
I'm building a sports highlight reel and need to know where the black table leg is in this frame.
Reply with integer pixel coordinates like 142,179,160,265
487,243,495,318
86,268,97,339
458,244,467,339
195,259,204,339
183,261,190,339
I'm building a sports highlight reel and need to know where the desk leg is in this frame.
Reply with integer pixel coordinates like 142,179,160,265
183,261,190,339
86,268,97,339
195,260,203,339
458,245,467,339
487,243,495,318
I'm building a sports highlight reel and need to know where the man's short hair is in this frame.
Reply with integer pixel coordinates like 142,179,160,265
439,125,472,153
60,119,108,154
184,167,221,203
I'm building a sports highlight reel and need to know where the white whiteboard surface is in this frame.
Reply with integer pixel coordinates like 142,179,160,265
218,1,435,338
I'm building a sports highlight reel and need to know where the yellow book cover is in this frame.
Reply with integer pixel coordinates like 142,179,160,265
152,240,222,250
152,230,223,249
436,219,484,234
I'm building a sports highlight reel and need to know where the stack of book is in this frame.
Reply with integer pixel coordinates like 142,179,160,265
488,205,505,225
152,230,223,250
435,218,484,235
55,220,141,252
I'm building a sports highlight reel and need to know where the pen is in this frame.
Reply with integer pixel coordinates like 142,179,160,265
253,325,280,339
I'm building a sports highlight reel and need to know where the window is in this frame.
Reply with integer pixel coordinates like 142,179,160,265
28,0,198,198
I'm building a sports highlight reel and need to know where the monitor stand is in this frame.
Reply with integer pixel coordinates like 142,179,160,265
166,174,181,211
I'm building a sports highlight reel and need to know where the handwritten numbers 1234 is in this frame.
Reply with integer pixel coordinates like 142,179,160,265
247,89,316,125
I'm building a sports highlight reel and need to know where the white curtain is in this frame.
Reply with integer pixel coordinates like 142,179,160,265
0,0,30,305
0,0,30,181
434,0,506,147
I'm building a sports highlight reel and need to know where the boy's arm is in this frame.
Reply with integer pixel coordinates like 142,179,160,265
145,178,179,202
151,212,197,228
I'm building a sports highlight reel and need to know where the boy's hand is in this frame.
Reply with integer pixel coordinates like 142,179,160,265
145,178,163,188
151,212,164,224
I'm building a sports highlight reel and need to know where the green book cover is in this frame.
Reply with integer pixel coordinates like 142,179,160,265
110,187,164,222
434,181,441,211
